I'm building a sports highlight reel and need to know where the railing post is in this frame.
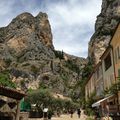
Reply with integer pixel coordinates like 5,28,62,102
16,100,20,120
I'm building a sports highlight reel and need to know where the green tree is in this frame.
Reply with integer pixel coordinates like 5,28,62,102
54,50,64,60
26,88,78,113
27,88,52,108
65,60,80,74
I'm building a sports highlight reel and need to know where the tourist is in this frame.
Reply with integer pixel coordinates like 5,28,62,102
70,109,74,118
77,108,81,118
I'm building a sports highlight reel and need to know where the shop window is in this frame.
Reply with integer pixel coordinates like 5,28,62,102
104,53,112,71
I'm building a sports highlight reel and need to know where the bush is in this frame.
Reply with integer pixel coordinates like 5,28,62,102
65,60,80,74
5,59,12,66
0,71,16,88
84,92,96,116
85,108,95,116
31,65,39,74
104,78,120,95
20,80,25,88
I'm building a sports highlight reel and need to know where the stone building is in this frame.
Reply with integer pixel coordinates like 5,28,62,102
110,23,120,107
86,23,120,118
85,72,95,101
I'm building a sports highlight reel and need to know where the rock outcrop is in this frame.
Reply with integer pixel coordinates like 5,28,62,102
88,0,120,64
0,12,87,97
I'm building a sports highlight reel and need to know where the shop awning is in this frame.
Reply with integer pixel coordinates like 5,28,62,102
0,86,26,100
92,95,114,107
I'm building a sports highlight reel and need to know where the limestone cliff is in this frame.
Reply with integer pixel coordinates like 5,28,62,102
0,12,87,97
89,0,120,64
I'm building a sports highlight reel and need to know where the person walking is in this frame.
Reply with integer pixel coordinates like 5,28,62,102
77,108,81,118
70,109,74,118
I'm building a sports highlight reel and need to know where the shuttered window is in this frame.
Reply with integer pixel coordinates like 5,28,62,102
119,46,120,59
104,53,112,71
117,46,120,59
114,49,117,64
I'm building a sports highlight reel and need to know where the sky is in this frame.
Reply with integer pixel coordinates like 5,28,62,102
0,0,102,58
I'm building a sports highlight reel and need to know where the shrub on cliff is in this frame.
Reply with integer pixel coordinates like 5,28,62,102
0,71,16,88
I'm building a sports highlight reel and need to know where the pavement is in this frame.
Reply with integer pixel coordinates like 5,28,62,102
29,110,88,120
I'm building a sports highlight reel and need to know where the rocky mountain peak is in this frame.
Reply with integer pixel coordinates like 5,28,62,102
1,12,53,49
88,0,120,64
0,12,87,96
14,12,34,20
36,12,48,19
0,12,55,66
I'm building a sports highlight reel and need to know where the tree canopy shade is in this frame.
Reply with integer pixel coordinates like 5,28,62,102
26,88,79,113
27,88,52,107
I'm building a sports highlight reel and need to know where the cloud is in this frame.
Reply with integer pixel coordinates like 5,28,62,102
0,0,102,58
45,0,102,57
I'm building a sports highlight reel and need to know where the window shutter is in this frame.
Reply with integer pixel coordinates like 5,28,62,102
118,69,120,77
119,46,120,59
117,46,120,59
115,49,117,64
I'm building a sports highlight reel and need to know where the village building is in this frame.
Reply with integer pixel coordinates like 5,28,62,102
85,61,104,101
100,46,116,91
110,23,120,108
90,23,120,118
85,62,104,101
100,46,118,116
94,62,104,99
85,72,95,101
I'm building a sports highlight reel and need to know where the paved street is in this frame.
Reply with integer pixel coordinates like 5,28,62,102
29,110,88,120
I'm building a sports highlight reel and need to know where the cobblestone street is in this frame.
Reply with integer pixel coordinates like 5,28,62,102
29,110,89,120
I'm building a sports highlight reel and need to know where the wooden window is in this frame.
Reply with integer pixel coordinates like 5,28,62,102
117,46,120,59
104,53,112,71
119,46,120,59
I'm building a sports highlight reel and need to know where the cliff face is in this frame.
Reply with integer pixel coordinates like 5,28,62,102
0,12,54,64
0,12,87,97
89,0,120,64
